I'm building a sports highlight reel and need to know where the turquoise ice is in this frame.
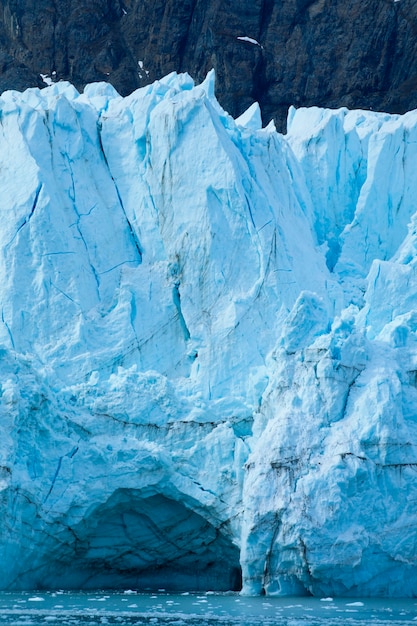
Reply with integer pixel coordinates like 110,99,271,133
0,72,416,596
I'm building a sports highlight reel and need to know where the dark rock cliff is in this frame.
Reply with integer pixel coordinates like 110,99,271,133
0,0,416,130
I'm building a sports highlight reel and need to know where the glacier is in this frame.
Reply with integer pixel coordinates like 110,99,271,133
1,70,417,596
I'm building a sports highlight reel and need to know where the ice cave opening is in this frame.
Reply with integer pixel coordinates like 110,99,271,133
43,489,242,592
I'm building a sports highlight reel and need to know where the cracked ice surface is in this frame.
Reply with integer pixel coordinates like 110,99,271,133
1,72,417,595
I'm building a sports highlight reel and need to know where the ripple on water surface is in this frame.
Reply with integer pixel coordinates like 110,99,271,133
0,592,416,625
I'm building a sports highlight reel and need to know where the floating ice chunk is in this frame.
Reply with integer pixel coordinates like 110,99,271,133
346,602,365,606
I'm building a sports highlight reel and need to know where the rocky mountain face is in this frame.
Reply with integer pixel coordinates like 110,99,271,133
0,0,416,130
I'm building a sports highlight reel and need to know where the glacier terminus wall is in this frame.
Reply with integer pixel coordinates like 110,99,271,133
1,71,417,596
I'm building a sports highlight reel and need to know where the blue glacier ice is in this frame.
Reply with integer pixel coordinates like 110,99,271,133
1,71,417,596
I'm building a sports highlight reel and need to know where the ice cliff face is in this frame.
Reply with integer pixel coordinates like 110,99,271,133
1,72,417,596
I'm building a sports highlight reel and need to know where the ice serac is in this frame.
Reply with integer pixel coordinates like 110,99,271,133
0,73,417,596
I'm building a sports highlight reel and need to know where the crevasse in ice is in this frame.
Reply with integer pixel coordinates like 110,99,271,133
1,71,417,596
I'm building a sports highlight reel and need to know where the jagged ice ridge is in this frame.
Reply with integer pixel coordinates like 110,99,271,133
0,71,417,596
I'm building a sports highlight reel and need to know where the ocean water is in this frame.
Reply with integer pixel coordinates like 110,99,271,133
0,592,416,626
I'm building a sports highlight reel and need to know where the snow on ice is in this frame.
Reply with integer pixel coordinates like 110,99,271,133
0,71,416,596
236,36,262,46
